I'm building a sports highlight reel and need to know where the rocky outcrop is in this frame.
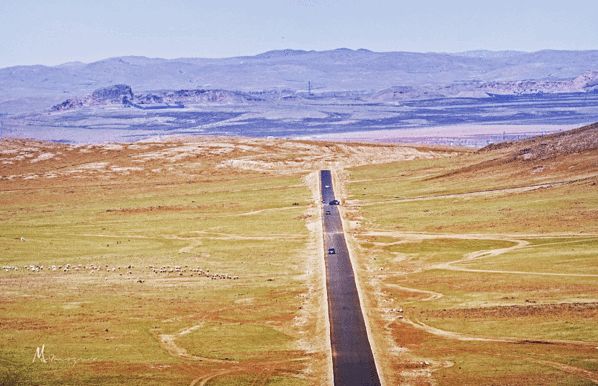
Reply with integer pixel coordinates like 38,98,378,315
51,84,134,111
51,86,266,111
369,71,598,102
91,84,133,103
475,71,598,96
572,71,598,91
135,93,164,104
162,89,262,104
51,98,85,111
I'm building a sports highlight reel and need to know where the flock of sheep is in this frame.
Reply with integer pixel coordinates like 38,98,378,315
1,263,239,280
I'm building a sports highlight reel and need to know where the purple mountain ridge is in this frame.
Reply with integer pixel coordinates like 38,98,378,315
1,48,597,113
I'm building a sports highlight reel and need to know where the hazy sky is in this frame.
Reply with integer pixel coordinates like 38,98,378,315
1,0,597,67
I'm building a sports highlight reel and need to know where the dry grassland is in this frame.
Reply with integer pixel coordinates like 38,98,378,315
342,124,598,385
0,135,442,385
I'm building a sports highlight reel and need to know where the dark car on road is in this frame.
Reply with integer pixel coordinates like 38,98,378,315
325,210,331,215
328,248,336,255
329,199,340,205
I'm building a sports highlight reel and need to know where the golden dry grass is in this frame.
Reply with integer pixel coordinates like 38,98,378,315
0,135,448,385
343,126,598,384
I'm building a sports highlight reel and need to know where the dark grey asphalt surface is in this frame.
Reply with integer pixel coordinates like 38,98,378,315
320,170,381,386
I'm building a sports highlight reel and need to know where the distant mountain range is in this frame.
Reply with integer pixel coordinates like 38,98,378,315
1,48,598,113
2,49,598,144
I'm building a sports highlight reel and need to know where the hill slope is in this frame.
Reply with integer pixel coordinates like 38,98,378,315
481,122,598,160
444,122,598,178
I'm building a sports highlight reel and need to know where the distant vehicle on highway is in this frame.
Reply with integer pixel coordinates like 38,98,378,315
328,248,336,255
324,185,330,188
329,199,340,205
325,210,331,215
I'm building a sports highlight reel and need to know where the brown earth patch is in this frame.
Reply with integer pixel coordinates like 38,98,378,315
390,320,430,346
421,302,598,319
402,274,598,295
0,317,55,331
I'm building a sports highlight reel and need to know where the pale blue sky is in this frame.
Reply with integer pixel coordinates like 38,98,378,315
1,0,596,68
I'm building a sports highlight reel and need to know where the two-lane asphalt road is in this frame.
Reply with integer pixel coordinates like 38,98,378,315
320,170,381,386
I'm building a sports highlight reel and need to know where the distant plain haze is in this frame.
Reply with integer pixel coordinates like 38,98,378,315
1,0,597,68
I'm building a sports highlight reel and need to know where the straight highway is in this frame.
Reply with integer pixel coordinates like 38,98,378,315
320,169,381,386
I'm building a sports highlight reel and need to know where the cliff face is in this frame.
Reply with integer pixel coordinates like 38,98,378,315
51,85,134,111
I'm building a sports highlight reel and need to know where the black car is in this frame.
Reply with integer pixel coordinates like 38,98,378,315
328,248,336,255
325,210,331,215
329,200,340,205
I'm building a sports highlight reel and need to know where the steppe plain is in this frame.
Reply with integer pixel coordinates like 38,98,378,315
342,124,598,384
0,137,441,385
1,123,597,385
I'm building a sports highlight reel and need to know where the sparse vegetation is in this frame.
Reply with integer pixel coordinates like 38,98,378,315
0,137,337,385
344,123,598,384
0,136,443,385
2,123,595,384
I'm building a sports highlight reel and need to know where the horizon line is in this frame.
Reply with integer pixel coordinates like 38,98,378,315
2,47,598,70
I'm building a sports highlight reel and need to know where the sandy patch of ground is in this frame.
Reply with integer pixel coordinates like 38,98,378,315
30,152,57,163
